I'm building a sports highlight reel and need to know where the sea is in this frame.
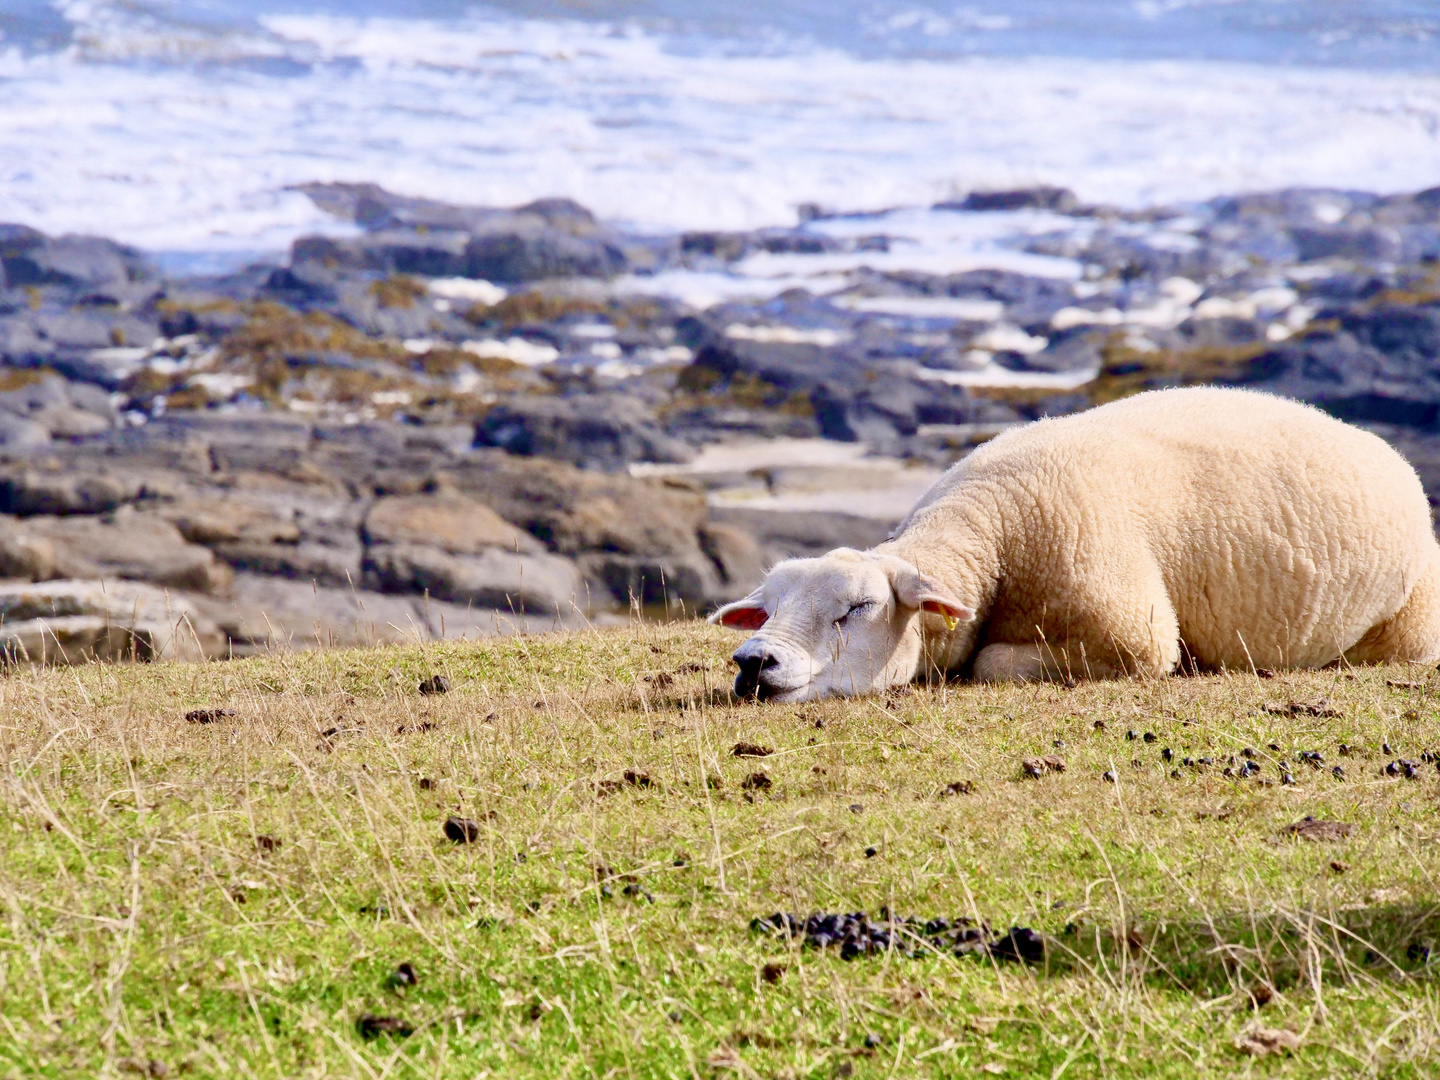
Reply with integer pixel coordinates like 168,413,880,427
2,0,1440,281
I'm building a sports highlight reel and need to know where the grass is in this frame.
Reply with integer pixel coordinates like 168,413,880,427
2,621,1439,1078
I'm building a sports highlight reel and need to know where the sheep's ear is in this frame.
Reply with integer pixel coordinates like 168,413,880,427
709,590,768,630
887,562,975,624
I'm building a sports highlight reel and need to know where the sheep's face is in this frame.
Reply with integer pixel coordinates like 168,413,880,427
709,549,973,702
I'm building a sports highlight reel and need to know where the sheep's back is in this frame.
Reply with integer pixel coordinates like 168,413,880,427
905,387,1437,668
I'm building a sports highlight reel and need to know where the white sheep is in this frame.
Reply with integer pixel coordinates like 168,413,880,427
711,387,1440,699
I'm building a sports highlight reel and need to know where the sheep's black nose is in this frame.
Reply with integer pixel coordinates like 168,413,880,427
734,651,779,698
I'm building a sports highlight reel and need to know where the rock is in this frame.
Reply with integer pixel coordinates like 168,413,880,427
462,222,626,283
363,492,540,554
212,538,361,589
449,453,710,559
1243,310,1440,428
680,231,751,262
160,496,301,546
698,523,766,595
707,505,893,561
290,185,627,283
0,463,141,515
291,230,470,278
364,541,586,613
0,227,152,289
0,411,52,452
25,510,233,594
0,579,222,662
1291,225,1400,263
937,187,1078,213
577,550,722,610
476,395,695,471
0,515,55,579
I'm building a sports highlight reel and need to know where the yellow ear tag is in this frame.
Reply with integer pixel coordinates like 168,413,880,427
940,611,957,632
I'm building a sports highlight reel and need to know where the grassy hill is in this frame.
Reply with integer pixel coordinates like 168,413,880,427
2,622,1437,1078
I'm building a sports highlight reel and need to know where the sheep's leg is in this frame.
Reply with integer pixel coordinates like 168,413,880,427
975,556,1182,682
1344,550,1440,665
972,643,1054,682
972,639,1153,682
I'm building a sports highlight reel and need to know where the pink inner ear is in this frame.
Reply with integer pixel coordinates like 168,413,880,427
921,599,970,620
719,606,768,630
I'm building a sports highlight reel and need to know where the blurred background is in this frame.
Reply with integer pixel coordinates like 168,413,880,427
0,1,1439,661
3,1,1439,263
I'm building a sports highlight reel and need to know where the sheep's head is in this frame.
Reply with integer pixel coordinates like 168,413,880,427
708,549,973,702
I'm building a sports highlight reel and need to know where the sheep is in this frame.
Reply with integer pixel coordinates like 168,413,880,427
710,387,1440,700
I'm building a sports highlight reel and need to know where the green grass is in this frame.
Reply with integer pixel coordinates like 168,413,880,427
2,621,1438,1078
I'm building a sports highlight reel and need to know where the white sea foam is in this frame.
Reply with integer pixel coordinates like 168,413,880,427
3,4,1440,266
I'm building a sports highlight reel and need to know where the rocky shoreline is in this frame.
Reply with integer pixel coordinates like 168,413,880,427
2,181,1439,660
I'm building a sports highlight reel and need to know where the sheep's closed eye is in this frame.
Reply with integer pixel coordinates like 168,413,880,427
835,600,872,628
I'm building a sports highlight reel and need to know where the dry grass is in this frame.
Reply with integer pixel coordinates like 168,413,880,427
2,622,1438,1078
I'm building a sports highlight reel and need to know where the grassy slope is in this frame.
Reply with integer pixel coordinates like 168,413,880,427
1,621,1438,1079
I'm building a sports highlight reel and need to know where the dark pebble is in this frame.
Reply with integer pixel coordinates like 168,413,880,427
255,834,281,853
418,675,450,695
1162,748,1174,762
741,771,772,790
1385,761,1401,777
1383,742,1394,755
850,803,864,813
1280,772,1296,785
1102,771,1116,783
1142,732,1157,743
1268,743,1282,753
185,708,236,724
1093,720,1106,731
990,926,1046,964
1332,765,1345,779
667,1010,682,1023
732,742,773,757
864,1033,882,1049
443,816,481,843
1170,769,1181,780
358,1014,413,1039
1126,729,1137,741
1241,747,1255,758
390,962,418,987
865,846,878,858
